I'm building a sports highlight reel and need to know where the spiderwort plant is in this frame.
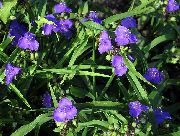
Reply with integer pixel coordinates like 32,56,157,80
112,55,128,76
5,63,21,85
166,0,179,12
153,108,172,125
144,68,164,84
121,17,137,29
42,92,52,108
98,31,112,54
54,2,72,14
18,32,39,51
53,97,77,122
115,25,138,46
128,101,149,118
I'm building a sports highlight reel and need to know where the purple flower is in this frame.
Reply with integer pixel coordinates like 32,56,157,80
42,24,54,35
0,1,3,8
121,17,137,28
154,108,172,125
53,97,77,122
87,11,102,24
112,55,128,76
9,20,27,46
166,0,179,12
98,31,112,54
128,55,135,62
144,68,164,84
54,2,72,14
18,32,39,51
88,11,98,19
42,14,56,36
115,25,138,46
42,92,52,108
5,63,21,85
54,19,73,39
128,101,149,117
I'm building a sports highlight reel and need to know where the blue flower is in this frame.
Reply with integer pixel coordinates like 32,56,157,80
54,2,72,13
53,97,77,122
98,31,112,54
5,63,21,85
115,25,138,46
121,17,137,28
42,92,52,108
0,1,3,9
112,55,128,76
9,20,27,46
54,19,73,39
128,101,149,117
86,11,102,24
166,0,179,12
144,68,164,84
42,14,56,35
154,108,172,125
18,32,39,51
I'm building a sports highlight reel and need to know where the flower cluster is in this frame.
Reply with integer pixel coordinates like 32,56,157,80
97,16,138,77
42,92,52,108
42,3,73,39
5,63,21,85
9,20,39,51
53,97,77,122
112,55,128,76
129,101,172,125
144,68,164,84
166,0,179,12
98,31,112,54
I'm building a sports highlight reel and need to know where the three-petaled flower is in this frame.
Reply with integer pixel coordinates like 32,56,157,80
53,97,77,122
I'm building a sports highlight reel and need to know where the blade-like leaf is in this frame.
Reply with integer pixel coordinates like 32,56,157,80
11,113,52,136
0,0,18,24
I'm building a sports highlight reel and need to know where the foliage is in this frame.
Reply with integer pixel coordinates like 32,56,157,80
0,0,179,135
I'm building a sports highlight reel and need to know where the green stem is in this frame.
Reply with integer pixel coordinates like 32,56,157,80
92,39,96,99
97,74,115,100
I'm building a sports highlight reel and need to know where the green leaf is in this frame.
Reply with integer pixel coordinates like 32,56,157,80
48,83,58,107
37,0,47,17
0,37,13,51
55,28,86,67
0,0,18,24
82,1,88,15
11,113,52,136
122,53,155,87
104,0,156,25
68,37,89,67
70,86,88,98
98,74,115,100
127,71,149,103
143,34,175,54
9,84,31,108
75,101,125,110
82,21,105,31
37,68,110,78
161,131,180,136
0,50,8,62
76,120,110,132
